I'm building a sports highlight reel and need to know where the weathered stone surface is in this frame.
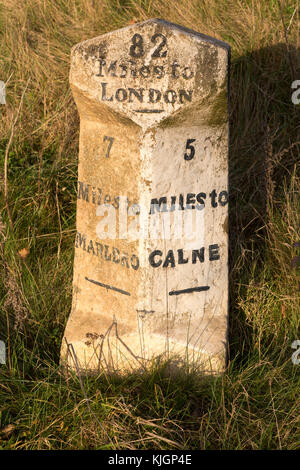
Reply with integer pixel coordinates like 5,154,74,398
60,19,230,374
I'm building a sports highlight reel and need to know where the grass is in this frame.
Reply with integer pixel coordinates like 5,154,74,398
0,0,299,450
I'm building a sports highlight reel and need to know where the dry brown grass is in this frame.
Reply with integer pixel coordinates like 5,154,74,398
0,0,299,450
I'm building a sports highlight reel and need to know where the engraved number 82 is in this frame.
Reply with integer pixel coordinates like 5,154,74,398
129,33,167,58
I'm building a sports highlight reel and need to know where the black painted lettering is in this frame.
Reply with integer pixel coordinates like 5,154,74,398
179,89,193,103
96,59,106,77
182,66,194,79
151,33,167,58
164,89,177,104
170,195,176,212
107,60,117,76
163,250,175,268
139,65,150,78
150,197,168,214
179,194,184,210
78,181,90,202
92,187,96,204
129,60,137,77
131,254,140,270
103,136,114,158
153,65,164,78
112,247,120,264
121,253,129,268
104,245,111,261
87,239,95,255
119,64,127,78
196,192,206,207
115,88,127,102
129,88,144,103
97,188,102,205
149,88,161,103
101,82,113,101
209,244,220,261
209,189,218,208
192,248,204,263
76,232,87,251
96,242,103,258
186,193,196,209
184,139,196,161
218,190,229,206
171,61,180,78
178,249,189,264
129,34,144,58
112,196,120,210
149,250,162,268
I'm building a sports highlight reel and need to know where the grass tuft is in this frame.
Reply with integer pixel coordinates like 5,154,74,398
0,0,299,450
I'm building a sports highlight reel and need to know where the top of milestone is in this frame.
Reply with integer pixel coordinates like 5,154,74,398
70,18,230,129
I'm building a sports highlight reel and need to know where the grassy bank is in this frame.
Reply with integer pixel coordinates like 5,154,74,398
0,0,299,449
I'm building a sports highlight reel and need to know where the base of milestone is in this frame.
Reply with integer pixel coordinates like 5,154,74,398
60,323,227,376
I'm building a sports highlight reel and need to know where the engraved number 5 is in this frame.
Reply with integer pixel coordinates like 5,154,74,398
184,139,196,161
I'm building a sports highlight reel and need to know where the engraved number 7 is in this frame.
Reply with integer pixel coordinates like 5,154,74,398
103,136,114,158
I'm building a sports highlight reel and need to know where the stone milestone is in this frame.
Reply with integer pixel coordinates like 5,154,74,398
61,19,230,374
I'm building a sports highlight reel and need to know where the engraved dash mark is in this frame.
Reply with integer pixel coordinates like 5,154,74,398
169,286,210,296
134,109,163,113
85,277,131,296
